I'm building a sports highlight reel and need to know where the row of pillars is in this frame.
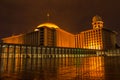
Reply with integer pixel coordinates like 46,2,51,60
0,43,99,58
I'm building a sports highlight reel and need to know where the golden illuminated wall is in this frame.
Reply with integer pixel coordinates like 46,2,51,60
75,28,117,50
75,28,103,50
56,29,75,48
2,34,24,44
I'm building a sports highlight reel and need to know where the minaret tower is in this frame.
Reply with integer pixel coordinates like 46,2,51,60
92,15,104,29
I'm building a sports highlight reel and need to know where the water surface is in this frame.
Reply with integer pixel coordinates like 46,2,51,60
0,56,120,80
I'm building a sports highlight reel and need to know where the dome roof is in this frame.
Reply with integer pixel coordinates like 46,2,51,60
92,15,102,22
37,22,59,29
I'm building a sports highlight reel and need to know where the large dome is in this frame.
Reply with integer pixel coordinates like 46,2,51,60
37,22,59,29
92,15,102,22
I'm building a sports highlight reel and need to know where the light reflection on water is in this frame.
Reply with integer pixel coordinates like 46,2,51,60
0,56,120,80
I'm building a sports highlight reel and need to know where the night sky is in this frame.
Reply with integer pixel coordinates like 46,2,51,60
0,0,120,44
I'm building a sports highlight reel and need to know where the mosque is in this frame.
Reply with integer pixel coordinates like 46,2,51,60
2,15,117,50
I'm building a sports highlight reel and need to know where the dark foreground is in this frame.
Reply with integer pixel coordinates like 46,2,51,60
0,56,120,80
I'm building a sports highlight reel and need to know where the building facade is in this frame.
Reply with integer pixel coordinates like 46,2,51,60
75,15,117,50
56,28,75,47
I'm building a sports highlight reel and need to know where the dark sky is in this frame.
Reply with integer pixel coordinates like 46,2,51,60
0,0,120,44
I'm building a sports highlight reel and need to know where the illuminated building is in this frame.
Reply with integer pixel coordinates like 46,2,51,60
2,22,75,48
2,15,117,50
2,34,24,44
75,15,117,50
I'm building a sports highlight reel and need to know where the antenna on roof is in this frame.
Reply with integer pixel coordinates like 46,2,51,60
47,13,50,22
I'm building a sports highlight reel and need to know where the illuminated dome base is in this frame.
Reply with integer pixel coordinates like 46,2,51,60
37,22,59,29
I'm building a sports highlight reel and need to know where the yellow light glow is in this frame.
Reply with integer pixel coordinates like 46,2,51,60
88,42,101,50
37,22,59,29
34,29,39,31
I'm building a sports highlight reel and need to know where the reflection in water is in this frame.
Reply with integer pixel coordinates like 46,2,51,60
0,56,120,80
